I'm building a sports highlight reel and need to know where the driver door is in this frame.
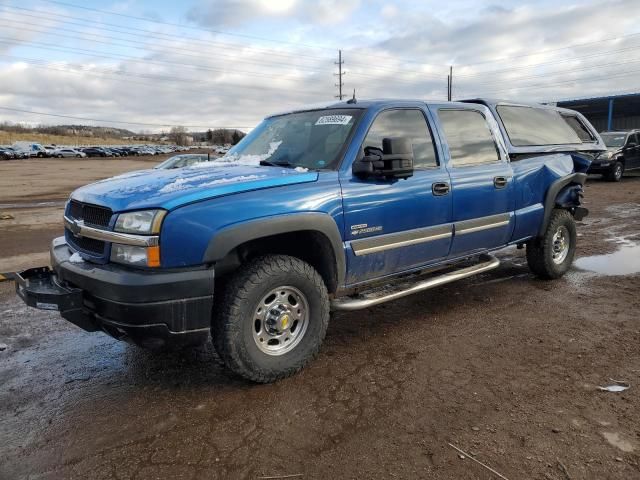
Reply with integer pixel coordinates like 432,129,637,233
340,108,453,285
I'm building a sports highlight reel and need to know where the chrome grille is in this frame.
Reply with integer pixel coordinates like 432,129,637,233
68,200,112,228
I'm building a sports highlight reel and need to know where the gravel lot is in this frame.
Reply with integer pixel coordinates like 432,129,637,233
0,160,639,480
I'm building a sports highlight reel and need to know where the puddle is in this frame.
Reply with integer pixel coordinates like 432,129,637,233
574,244,640,276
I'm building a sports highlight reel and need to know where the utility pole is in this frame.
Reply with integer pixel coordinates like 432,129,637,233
447,74,450,101
448,66,453,101
334,49,345,100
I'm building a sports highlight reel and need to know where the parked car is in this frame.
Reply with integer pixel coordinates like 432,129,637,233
5,147,29,159
43,145,57,157
12,141,48,158
588,129,640,181
0,147,15,160
120,147,140,156
155,154,211,169
81,147,107,157
54,148,86,158
16,99,604,383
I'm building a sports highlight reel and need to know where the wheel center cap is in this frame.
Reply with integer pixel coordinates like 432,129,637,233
279,314,291,330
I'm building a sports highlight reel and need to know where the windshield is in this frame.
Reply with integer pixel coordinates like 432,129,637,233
156,154,211,169
214,109,361,170
600,133,627,148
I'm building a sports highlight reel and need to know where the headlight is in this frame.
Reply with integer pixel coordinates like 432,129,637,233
110,244,161,267
114,209,166,234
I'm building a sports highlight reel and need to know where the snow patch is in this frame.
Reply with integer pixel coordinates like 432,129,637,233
200,175,265,187
158,174,266,194
190,141,283,168
69,253,84,264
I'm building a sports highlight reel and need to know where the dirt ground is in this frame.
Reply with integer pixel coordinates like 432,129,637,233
0,152,209,273
0,161,639,479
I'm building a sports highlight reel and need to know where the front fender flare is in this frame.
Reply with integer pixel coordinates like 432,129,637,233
203,213,346,287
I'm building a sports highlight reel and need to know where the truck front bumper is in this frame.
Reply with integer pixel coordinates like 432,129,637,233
587,160,614,174
15,237,215,348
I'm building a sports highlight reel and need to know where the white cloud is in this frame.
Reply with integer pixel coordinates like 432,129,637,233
0,0,639,132
187,0,360,27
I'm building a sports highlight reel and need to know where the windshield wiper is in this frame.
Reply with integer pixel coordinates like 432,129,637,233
259,160,296,168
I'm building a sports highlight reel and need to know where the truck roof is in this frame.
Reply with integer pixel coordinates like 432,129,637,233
268,98,606,155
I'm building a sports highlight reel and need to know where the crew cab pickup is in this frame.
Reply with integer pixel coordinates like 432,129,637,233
16,99,605,382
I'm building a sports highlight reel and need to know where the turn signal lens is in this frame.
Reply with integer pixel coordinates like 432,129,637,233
146,245,161,268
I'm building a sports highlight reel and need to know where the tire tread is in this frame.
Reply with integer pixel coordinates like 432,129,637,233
212,254,329,383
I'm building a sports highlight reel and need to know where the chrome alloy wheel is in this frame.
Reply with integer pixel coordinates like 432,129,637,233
252,286,309,356
551,225,570,265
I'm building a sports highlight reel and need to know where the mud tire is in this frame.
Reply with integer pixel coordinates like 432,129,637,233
526,209,577,279
212,255,329,383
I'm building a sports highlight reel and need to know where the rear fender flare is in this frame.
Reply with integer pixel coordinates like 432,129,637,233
539,172,587,236
203,213,346,287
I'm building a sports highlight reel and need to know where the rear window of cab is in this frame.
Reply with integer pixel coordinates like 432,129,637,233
496,105,584,146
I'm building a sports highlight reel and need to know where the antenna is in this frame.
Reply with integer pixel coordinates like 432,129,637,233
347,89,357,104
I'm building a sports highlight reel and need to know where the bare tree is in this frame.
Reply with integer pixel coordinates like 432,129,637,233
169,126,189,146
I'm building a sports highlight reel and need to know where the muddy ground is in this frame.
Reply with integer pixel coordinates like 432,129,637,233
0,160,639,479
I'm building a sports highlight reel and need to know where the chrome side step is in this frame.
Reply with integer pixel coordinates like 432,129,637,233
331,254,500,311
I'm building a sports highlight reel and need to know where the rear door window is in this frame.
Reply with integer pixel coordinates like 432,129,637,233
496,105,582,146
437,109,500,167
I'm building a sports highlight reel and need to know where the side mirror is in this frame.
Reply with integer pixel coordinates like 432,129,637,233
353,137,414,180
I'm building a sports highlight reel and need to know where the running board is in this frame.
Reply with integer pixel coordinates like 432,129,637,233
331,254,500,311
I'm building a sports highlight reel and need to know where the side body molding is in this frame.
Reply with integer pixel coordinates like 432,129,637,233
539,172,587,236
203,213,346,287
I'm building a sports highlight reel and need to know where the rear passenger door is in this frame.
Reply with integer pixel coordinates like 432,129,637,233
432,106,515,256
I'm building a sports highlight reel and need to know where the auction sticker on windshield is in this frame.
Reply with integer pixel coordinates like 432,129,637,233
315,115,353,125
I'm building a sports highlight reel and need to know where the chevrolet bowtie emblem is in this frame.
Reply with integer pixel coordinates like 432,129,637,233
69,218,84,236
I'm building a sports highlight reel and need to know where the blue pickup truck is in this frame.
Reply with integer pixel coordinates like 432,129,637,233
16,99,605,382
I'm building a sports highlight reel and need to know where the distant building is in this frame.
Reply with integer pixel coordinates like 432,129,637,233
554,92,640,132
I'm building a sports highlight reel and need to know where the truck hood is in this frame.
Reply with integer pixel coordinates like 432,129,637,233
71,164,318,212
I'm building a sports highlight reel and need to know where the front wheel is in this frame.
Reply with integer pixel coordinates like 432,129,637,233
606,161,624,182
213,255,330,383
526,209,577,279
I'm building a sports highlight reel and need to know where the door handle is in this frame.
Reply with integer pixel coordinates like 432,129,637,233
432,182,450,196
493,176,508,189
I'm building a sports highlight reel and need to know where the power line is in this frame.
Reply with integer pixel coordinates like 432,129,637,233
1,6,447,77
468,67,640,97
0,37,323,83
42,0,335,50
0,18,328,74
462,30,640,67
0,106,254,129
460,57,640,88
0,54,329,98
41,0,452,69
456,44,640,78
2,5,333,63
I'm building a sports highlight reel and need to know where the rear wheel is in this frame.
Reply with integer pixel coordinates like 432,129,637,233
526,209,576,279
606,161,624,182
212,255,329,383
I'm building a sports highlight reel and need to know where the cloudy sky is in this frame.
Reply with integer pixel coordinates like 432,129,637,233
0,0,638,132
